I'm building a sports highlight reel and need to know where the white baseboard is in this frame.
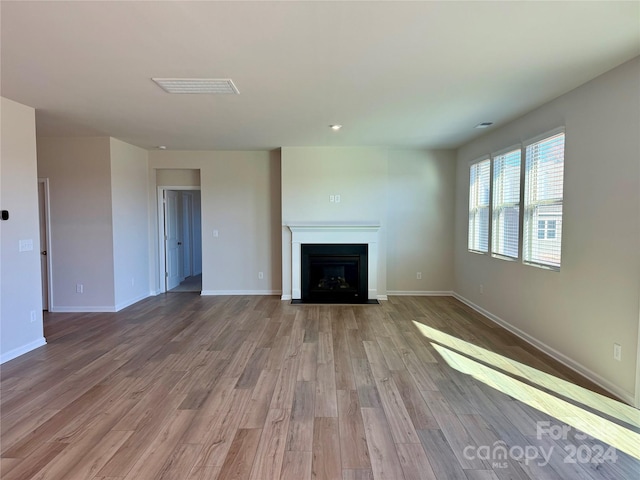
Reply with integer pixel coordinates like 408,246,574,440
452,292,635,406
52,292,150,313
49,305,117,313
115,293,150,312
387,290,454,296
201,290,283,296
1,337,47,364
377,295,388,301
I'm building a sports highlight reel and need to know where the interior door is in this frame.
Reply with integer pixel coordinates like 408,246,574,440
165,190,182,290
38,180,49,309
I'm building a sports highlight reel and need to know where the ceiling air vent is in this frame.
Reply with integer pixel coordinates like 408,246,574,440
152,78,239,94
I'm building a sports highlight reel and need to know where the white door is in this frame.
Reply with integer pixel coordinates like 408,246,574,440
38,180,49,309
165,190,182,290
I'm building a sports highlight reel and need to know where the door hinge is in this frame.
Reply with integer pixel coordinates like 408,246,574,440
165,272,169,278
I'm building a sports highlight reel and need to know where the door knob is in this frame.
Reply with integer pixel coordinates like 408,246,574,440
41,250,47,255
177,242,182,245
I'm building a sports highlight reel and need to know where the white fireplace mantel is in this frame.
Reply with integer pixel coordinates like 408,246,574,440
287,222,380,301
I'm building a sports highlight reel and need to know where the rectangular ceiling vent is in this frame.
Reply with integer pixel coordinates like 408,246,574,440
152,78,239,94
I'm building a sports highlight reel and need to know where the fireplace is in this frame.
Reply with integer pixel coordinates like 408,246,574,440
286,223,381,302
301,244,367,303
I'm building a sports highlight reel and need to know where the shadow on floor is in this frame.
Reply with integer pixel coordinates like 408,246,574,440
169,274,202,292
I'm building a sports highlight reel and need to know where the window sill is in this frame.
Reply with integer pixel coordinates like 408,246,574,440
523,261,560,272
491,254,518,262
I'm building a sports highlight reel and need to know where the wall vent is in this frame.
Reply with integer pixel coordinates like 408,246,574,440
152,78,239,94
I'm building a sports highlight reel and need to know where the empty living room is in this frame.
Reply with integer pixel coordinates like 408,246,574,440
1,1,639,479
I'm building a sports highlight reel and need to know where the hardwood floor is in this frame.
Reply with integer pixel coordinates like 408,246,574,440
1,295,638,479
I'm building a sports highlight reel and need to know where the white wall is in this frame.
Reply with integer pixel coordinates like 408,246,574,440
110,138,150,310
280,147,457,299
37,137,116,311
0,97,46,362
453,57,640,403
148,151,281,295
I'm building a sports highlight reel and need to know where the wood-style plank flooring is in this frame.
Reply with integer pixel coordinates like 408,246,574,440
1,295,638,479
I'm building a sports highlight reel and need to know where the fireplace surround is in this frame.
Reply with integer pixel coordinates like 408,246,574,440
286,223,380,302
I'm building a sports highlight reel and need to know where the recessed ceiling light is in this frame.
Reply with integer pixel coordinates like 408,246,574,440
152,78,240,94
330,124,342,131
157,145,167,150
475,122,494,129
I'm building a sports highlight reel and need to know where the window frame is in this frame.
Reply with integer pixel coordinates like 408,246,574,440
490,144,522,261
468,156,491,254
522,127,565,271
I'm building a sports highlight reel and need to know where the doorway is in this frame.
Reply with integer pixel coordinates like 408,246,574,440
37,179,53,310
158,187,202,293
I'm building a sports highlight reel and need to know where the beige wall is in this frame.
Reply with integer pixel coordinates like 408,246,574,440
281,147,388,298
156,168,200,187
386,149,456,293
110,138,150,309
281,147,388,223
37,137,116,311
280,147,457,298
453,57,640,403
148,150,281,295
0,97,46,362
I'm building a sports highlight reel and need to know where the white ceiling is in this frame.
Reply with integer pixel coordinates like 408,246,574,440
2,1,638,151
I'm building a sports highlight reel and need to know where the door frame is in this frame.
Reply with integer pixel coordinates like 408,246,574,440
635,313,640,408
38,178,54,310
156,186,201,293
181,192,194,279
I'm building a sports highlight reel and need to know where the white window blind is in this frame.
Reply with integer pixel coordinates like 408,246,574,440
523,131,565,269
492,148,521,259
468,158,490,253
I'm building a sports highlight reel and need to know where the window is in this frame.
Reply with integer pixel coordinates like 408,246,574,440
523,130,565,269
537,219,557,239
468,158,490,253
491,148,521,258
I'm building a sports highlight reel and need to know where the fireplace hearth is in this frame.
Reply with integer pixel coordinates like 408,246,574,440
300,244,369,304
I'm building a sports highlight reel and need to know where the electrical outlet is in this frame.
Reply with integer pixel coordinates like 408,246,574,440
213,229,219,237
613,343,622,361
258,272,264,279
416,272,422,280
330,195,335,202
335,194,341,203
479,284,484,294
30,310,37,323
76,284,83,294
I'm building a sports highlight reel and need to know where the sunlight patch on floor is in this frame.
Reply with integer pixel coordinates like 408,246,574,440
431,343,640,460
412,321,640,429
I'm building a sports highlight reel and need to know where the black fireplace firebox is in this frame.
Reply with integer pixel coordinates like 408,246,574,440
301,244,368,304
